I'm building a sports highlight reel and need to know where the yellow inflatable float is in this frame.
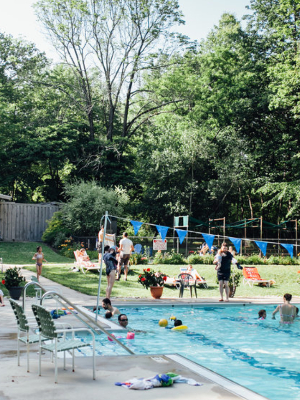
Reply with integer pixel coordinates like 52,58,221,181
171,325,188,331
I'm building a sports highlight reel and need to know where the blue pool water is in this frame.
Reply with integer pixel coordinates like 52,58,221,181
82,304,300,400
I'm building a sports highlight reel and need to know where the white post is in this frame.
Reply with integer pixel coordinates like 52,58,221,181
95,211,108,322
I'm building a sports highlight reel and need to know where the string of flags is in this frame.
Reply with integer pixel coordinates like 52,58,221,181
124,218,295,258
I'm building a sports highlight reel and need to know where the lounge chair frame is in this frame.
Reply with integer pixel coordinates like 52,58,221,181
242,267,272,287
74,250,100,274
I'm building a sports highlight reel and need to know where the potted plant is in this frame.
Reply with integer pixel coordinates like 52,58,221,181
215,268,242,298
2,267,26,300
228,269,243,298
138,268,166,299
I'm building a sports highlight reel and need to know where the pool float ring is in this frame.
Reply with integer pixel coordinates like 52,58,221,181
171,325,188,331
159,319,168,327
126,332,135,339
108,334,122,342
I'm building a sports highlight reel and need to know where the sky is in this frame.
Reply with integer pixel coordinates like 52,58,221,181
0,0,251,62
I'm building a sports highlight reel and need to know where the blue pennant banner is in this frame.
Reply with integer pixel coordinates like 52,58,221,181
156,225,169,241
228,237,242,254
201,233,215,250
175,229,187,244
255,241,268,257
280,243,294,259
130,220,143,236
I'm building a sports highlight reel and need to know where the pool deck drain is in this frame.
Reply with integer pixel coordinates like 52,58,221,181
0,265,291,400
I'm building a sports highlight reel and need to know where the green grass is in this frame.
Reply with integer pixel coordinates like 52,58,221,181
22,263,300,299
0,242,73,264
1,242,300,299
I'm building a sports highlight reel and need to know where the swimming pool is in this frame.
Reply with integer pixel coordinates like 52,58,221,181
81,304,300,400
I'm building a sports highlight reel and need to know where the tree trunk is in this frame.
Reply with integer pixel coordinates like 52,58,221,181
247,194,253,218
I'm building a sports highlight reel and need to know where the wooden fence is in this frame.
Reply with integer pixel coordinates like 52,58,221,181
0,202,60,242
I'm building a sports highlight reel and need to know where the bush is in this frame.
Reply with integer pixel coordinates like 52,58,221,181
62,181,129,236
42,211,70,246
153,249,186,265
130,253,148,265
186,253,205,264
58,239,78,258
243,255,264,265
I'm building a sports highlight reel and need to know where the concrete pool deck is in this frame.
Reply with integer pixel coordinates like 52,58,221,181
1,265,295,400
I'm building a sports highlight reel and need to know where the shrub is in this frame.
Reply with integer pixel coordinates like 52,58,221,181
267,256,280,265
62,181,129,236
58,239,78,258
244,255,264,265
186,253,205,264
153,249,186,265
130,253,148,265
54,232,71,250
42,211,70,246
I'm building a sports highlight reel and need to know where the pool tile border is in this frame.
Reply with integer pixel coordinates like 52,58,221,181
167,354,269,400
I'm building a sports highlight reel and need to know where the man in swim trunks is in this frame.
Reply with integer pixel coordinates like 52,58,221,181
102,297,120,315
116,232,134,281
216,242,234,302
272,293,297,324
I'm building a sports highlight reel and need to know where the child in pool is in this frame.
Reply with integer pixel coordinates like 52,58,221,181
174,319,183,327
258,309,266,320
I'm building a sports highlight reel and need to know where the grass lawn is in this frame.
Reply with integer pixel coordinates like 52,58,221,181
0,242,72,264
21,263,300,299
1,242,300,299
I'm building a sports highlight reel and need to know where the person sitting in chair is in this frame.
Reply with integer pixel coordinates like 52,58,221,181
187,264,202,282
79,248,90,261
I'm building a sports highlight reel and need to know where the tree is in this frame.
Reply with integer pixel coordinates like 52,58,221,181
34,0,185,142
0,33,49,200
61,181,129,235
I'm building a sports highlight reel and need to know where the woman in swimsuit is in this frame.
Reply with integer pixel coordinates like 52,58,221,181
32,246,47,282
272,293,296,324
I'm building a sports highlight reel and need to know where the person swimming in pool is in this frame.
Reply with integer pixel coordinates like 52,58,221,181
174,319,183,327
272,293,297,324
258,309,266,320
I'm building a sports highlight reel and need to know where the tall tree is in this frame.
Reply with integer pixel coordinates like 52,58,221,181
34,0,185,141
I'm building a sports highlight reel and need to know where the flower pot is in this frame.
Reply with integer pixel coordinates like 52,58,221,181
150,286,163,299
8,286,24,300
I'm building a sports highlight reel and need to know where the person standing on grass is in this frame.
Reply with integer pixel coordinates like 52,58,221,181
32,246,47,282
116,232,134,281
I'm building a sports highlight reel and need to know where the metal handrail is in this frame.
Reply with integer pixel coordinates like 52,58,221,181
22,282,134,355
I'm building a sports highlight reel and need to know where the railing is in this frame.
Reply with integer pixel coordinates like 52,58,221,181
22,281,134,355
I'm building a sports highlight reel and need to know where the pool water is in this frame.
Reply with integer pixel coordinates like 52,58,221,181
81,305,300,400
